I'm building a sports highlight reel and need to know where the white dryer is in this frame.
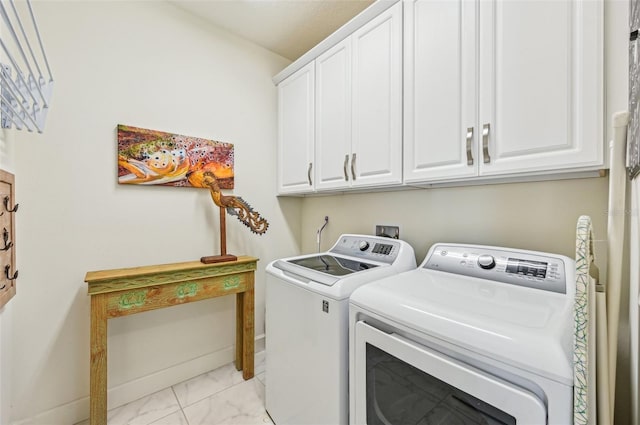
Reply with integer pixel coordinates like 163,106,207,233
266,234,416,425
349,243,575,425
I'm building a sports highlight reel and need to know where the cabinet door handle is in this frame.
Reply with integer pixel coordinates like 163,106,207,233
482,123,491,164
351,153,357,181
307,162,313,186
343,154,350,181
466,127,474,166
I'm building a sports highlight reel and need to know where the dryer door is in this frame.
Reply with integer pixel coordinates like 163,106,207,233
352,321,547,424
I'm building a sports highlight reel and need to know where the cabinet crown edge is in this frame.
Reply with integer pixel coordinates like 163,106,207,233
272,0,400,85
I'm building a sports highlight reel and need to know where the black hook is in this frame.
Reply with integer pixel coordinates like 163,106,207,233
1,228,12,251
3,196,17,213
4,265,17,281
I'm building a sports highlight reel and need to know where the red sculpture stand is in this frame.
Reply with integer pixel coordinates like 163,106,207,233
201,206,238,264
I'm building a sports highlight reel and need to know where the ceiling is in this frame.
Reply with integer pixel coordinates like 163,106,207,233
171,0,374,61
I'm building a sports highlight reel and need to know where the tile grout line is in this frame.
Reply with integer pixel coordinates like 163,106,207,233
174,368,253,410
113,363,263,425
170,386,189,425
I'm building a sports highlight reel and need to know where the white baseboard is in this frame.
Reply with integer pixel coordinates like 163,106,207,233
13,335,266,425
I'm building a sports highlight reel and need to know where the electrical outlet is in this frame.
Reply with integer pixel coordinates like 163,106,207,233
375,225,399,239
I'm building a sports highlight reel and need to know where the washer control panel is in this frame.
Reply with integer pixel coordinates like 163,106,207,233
331,235,401,264
423,244,569,294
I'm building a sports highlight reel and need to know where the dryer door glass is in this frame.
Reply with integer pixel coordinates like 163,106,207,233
352,321,547,425
366,344,515,424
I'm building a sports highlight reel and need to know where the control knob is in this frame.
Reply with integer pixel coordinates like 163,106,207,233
477,254,496,269
359,241,370,251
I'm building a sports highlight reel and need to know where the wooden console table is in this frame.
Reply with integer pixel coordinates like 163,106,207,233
85,256,258,425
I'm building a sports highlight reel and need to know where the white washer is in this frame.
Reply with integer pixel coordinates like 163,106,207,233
349,243,576,425
266,234,416,425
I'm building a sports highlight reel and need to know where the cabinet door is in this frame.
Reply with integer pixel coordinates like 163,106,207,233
403,0,478,183
277,62,315,194
315,39,352,191
351,2,403,187
478,0,603,176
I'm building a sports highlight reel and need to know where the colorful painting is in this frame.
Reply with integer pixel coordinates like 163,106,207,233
117,125,234,189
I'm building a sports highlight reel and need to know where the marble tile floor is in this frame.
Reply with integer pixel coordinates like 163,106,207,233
76,362,270,425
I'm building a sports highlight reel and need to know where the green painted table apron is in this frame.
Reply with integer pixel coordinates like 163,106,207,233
85,256,258,425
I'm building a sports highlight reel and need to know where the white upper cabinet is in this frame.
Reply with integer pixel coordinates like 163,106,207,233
315,2,403,191
315,40,352,191
277,0,604,194
404,0,603,184
350,2,403,188
404,0,478,183
478,0,603,176
277,62,315,194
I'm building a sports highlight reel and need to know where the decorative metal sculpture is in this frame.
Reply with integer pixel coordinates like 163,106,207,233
200,171,268,264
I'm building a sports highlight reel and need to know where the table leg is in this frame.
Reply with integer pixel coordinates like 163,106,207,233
90,294,108,425
242,277,255,380
235,293,243,372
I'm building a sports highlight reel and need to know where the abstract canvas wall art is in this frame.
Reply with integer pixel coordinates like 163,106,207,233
117,125,234,188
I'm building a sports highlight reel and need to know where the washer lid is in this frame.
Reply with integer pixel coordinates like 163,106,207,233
287,255,379,276
350,267,574,385
273,255,380,286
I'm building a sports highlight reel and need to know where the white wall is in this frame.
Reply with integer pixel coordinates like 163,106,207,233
301,178,609,261
0,129,15,425
606,0,631,144
0,6,17,423
630,177,640,425
8,1,300,423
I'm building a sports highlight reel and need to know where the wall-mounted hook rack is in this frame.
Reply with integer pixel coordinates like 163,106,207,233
4,195,17,212
4,264,17,280
0,169,16,309
1,227,12,251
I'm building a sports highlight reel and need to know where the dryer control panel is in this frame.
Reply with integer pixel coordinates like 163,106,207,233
423,244,572,294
